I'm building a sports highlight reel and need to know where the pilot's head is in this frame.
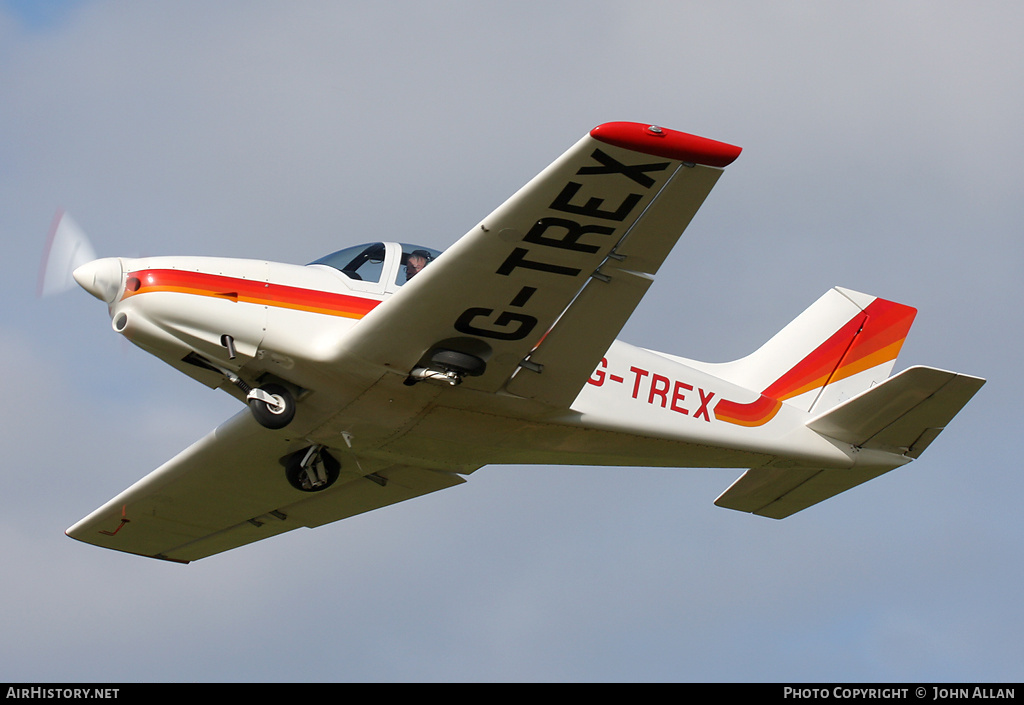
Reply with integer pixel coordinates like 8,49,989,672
406,250,432,279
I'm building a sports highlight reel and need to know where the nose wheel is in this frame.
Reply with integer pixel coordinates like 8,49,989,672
247,383,295,429
199,352,298,430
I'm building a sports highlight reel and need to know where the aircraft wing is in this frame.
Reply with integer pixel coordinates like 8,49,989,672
67,122,741,562
342,122,740,406
66,411,467,562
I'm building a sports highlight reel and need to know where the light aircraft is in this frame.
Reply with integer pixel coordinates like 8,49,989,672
52,122,984,563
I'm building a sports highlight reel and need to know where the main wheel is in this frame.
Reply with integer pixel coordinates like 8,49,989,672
248,383,295,429
430,349,486,377
284,447,340,492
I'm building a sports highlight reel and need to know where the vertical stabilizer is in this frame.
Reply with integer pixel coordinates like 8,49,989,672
695,287,917,415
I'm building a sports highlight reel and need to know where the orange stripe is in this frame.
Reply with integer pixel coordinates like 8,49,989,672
122,269,381,320
713,394,783,427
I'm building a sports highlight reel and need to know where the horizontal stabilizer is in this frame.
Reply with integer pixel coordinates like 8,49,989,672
714,465,900,519
806,365,985,457
715,365,984,519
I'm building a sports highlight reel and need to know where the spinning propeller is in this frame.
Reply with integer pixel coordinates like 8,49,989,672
38,209,121,302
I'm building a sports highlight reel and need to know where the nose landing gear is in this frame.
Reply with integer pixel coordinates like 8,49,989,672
246,383,296,430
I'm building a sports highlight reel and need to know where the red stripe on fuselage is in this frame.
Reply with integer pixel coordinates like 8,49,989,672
121,269,381,319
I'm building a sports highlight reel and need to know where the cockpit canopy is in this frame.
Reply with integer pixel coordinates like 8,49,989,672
308,242,443,291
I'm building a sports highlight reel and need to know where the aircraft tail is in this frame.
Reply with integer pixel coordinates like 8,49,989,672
715,365,985,518
695,287,919,415
705,288,985,518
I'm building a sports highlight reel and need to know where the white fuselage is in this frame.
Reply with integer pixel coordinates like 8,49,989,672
83,251,866,478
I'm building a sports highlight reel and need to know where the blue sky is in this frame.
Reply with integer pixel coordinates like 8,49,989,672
1,1,1021,683
1,0,83,30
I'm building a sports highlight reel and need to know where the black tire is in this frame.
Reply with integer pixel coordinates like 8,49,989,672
248,383,295,429
284,448,340,492
430,349,486,377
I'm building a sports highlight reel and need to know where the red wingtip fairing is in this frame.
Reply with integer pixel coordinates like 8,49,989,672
590,122,742,167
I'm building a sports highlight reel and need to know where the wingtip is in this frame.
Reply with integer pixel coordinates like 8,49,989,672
590,121,742,167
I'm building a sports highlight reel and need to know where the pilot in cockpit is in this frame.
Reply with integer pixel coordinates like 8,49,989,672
405,249,433,281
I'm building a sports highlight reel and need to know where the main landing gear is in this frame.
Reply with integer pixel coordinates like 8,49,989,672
405,349,486,386
283,445,340,492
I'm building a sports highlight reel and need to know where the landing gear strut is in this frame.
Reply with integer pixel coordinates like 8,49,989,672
194,344,299,430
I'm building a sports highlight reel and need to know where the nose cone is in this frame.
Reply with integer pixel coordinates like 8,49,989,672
73,257,123,302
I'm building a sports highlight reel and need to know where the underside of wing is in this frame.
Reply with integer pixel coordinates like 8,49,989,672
339,122,740,407
66,411,468,562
